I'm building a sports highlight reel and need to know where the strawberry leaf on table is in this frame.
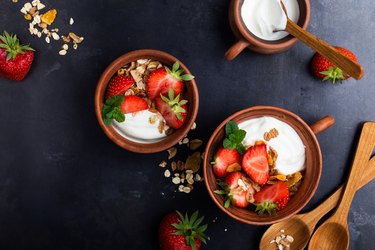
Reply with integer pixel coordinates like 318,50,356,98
223,121,246,154
102,94,125,126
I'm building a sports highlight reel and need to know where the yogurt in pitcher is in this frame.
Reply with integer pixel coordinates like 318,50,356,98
241,0,300,41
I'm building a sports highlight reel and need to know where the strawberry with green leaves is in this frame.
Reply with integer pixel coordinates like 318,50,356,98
155,88,188,129
159,211,208,250
147,61,194,99
0,31,34,81
214,172,255,208
253,181,290,215
311,46,358,84
101,94,148,126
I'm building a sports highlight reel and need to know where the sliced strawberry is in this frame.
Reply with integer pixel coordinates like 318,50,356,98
147,61,194,99
212,147,241,178
214,172,254,208
242,145,269,185
106,75,135,99
120,95,148,114
155,89,188,129
253,181,290,215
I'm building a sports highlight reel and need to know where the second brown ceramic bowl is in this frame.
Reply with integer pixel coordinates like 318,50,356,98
225,0,311,60
203,106,334,225
95,49,199,153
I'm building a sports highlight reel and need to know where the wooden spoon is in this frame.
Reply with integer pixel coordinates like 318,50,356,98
279,0,364,80
307,122,375,250
259,156,375,250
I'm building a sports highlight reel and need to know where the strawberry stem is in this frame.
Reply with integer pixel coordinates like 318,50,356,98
0,31,34,61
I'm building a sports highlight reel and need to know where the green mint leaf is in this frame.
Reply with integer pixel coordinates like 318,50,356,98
225,121,239,135
236,144,246,154
112,107,125,123
101,94,125,126
223,138,235,149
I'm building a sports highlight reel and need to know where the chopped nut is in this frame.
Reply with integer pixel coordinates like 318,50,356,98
178,185,185,192
184,152,201,173
37,2,45,10
24,2,32,12
226,163,241,172
167,147,177,160
171,161,177,171
62,44,68,50
159,161,167,168
286,235,294,243
69,17,74,25
69,32,84,43
194,173,203,182
38,22,47,29
20,7,27,15
62,35,71,43
164,169,171,178
45,36,50,43
189,139,203,150
177,161,184,170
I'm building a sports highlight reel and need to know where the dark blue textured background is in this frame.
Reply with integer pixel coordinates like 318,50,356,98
0,0,374,249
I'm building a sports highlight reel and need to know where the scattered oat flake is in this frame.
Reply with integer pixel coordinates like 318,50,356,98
69,17,74,25
58,49,67,56
191,122,197,130
164,169,171,178
172,177,181,185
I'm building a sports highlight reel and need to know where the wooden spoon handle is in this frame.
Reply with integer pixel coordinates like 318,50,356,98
305,157,375,221
285,19,364,80
334,122,375,220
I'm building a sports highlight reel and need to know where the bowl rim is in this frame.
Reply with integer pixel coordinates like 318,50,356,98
232,0,311,50
94,49,199,153
203,105,322,225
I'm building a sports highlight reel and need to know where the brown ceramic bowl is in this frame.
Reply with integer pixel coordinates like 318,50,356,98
225,0,311,60
95,49,199,153
203,106,334,225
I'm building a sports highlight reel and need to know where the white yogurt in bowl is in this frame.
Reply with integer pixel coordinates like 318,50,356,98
112,110,169,144
241,0,300,41
239,116,305,175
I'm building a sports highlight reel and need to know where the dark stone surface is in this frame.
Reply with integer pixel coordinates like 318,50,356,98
0,0,374,249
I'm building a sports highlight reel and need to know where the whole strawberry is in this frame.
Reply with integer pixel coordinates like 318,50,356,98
311,46,357,84
0,31,34,81
159,211,208,250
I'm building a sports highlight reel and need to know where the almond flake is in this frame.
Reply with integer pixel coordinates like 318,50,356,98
189,139,203,150
167,147,177,160
159,161,167,168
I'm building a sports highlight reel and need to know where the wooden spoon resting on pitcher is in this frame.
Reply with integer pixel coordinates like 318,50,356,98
278,0,363,80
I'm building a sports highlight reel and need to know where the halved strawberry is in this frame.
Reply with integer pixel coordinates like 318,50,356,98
242,145,269,185
155,88,188,129
253,181,290,215
106,75,135,99
214,172,255,208
212,147,241,178
147,61,194,99
120,95,148,114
